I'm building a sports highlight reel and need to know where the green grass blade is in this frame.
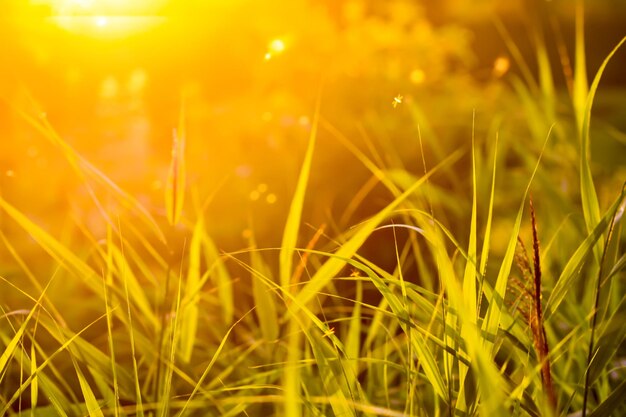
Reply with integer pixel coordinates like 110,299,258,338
72,359,105,417
180,216,204,362
479,133,498,279
482,128,551,354
579,35,626,263
545,185,625,321
166,102,187,226
0,197,103,295
0,280,52,384
10,100,165,243
587,377,626,417
249,243,279,342
0,332,70,417
177,311,252,416
280,93,321,289
0,314,107,415
573,0,588,133
458,114,479,412
203,233,233,325
294,149,463,311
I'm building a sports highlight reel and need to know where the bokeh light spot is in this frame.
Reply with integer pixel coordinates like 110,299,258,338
269,39,285,53
493,56,510,78
410,69,425,84
266,193,277,204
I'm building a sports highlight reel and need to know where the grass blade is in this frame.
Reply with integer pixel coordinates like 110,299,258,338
579,35,626,263
293,149,463,311
481,127,551,354
280,92,321,289
166,102,187,226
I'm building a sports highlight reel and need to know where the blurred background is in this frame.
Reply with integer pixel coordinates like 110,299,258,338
1,0,625,259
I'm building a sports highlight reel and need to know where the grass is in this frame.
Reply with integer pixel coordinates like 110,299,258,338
1,6,626,417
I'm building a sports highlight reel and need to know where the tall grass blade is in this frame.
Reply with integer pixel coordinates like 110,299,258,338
166,102,187,226
177,311,252,416
249,241,279,342
203,233,233,325
0,279,52,384
545,185,625,320
180,216,204,362
280,92,321,289
294,149,463,310
0,197,103,295
0,314,107,415
579,35,626,264
9,97,165,243
457,113,478,412
573,0,588,134
72,359,105,417
587,374,626,417
482,128,551,354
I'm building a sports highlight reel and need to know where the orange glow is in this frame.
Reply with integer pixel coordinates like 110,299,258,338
493,56,511,78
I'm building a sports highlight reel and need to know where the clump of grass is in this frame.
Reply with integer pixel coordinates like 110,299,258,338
1,5,626,417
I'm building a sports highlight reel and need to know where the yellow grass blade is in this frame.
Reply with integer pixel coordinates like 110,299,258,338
280,92,321,289
165,103,187,226
293,149,463,311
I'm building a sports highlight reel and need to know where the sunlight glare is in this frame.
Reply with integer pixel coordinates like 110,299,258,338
37,0,167,35
94,16,108,27
265,38,287,60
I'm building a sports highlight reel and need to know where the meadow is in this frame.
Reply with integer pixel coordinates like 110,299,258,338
1,1,625,416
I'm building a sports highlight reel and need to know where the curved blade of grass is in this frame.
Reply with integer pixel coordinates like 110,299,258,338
579,35,626,264
30,313,136,399
249,243,279,342
353,253,448,401
308,328,357,417
10,99,165,243
293,149,463,311
280,92,321,289
176,310,252,417
587,377,626,417
72,359,105,417
545,185,625,321
0,197,103,293
0,277,53,384
0,332,70,417
110,245,158,329
0,314,107,415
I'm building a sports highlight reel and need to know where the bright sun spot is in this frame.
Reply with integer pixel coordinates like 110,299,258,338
94,16,108,27
37,0,167,35
269,39,285,53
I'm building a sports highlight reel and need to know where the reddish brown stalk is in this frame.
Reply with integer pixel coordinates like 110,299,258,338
510,199,557,412
529,197,557,411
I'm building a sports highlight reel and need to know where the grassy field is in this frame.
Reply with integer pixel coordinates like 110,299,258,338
1,1,626,416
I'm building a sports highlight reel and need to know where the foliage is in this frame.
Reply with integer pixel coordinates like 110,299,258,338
1,1,626,416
